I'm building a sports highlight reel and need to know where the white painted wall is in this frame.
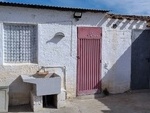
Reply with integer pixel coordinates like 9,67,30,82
0,5,148,105
102,29,131,93
101,19,147,93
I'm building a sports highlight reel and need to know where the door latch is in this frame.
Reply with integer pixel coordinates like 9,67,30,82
77,56,80,59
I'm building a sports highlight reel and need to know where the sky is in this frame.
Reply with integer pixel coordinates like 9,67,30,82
0,0,150,16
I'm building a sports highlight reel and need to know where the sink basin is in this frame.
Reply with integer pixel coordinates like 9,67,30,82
21,73,61,96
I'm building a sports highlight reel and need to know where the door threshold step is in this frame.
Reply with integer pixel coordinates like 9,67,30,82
76,94,104,100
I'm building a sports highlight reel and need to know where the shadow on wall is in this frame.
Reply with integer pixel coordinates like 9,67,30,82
93,30,150,113
46,32,65,44
9,76,32,112
101,45,131,94
105,18,145,30
40,14,146,30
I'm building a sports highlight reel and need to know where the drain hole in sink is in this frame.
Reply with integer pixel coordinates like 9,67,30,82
43,95,57,108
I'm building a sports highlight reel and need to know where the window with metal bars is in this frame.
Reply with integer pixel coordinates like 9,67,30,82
4,24,37,63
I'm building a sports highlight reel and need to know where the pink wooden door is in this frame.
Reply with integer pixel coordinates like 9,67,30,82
77,27,102,95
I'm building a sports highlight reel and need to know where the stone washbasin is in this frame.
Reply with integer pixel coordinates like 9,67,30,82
21,73,61,96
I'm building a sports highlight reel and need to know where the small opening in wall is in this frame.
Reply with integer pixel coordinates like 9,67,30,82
43,95,57,108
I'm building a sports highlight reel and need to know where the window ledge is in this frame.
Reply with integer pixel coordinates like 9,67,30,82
3,63,38,66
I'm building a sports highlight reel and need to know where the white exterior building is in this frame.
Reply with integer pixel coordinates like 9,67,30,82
0,2,149,109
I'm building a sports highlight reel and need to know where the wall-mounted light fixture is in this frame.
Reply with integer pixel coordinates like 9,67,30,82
74,12,82,20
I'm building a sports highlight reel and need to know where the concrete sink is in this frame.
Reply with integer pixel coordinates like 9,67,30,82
21,73,61,96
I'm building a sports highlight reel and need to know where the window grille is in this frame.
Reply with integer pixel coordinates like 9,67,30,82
4,24,37,63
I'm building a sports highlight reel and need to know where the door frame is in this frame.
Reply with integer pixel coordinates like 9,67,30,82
76,26,102,96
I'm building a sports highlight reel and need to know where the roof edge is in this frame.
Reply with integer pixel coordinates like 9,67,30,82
107,13,150,21
0,1,109,13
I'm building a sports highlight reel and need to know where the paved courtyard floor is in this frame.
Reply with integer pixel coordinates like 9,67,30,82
8,90,150,113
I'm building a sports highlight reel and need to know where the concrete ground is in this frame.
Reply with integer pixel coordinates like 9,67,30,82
8,91,150,113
